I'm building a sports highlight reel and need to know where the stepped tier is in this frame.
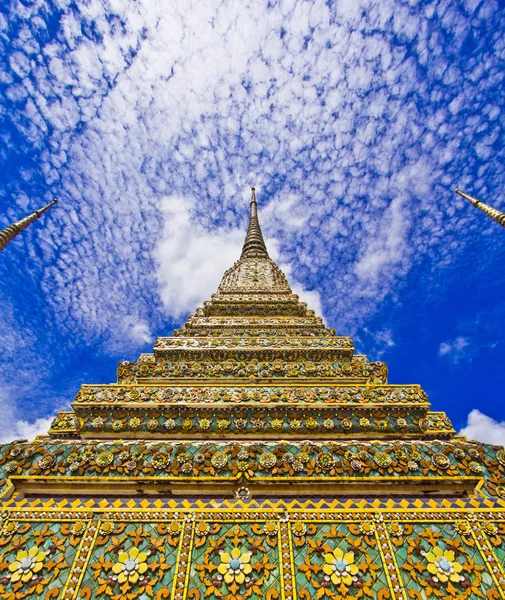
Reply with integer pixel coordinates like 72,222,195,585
117,356,388,383
154,335,353,350
0,437,500,498
51,407,453,440
1,189,505,600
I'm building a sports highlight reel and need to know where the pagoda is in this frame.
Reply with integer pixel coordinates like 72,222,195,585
1,190,505,600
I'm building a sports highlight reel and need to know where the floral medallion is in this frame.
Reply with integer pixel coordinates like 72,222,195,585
317,452,335,470
298,451,310,464
323,548,358,586
469,461,482,473
2,520,19,536
129,417,141,429
263,521,278,536
211,451,228,469
147,418,159,431
388,522,403,537
374,451,392,468
152,452,169,468
100,521,115,535
112,547,148,583
38,453,56,470
359,521,375,535
292,522,307,537
425,547,463,584
168,521,182,535
218,548,252,585
259,451,277,468
431,453,450,470
410,450,422,461
454,447,466,459
196,522,211,537
235,486,251,500
176,452,191,465
8,545,46,583
270,419,283,430
483,522,498,535
91,417,104,430
496,449,505,465
5,460,18,473
455,520,471,535
96,451,114,467
350,458,362,471
71,521,87,536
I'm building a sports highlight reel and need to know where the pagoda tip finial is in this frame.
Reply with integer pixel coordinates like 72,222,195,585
455,188,505,229
0,198,59,252
36,198,58,217
240,187,269,259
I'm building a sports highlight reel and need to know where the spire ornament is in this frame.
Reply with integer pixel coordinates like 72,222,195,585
240,187,269,259
455,189,505,229
0,199,58,251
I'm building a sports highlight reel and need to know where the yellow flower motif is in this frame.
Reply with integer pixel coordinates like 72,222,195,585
112,547,148,584
9,545,46,583
323,548,358,585
425,547,463,583
484,522,498,535
455,520,471,535
218,548,252,585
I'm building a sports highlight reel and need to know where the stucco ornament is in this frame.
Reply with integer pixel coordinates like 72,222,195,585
112,547,148,583
323,548,359,585
218,548,252,584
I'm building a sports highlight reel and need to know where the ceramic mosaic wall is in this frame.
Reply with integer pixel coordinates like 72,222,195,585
3,506,505,599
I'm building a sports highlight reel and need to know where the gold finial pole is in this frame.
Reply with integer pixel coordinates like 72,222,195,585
240,187,269,259
0,199,58,252
455,189,505,229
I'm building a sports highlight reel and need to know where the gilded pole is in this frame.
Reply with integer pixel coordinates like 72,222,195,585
0,198,58,251
456,188,505,229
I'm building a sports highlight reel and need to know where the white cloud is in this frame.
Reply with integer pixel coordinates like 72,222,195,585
0,383,56,444
155,195,244,317
459,409,505,446
439,336,470,362
0,416,55,445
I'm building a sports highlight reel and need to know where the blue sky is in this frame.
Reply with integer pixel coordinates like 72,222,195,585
1,0,505,443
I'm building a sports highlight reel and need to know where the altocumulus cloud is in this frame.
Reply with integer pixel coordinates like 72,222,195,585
0,0,504,440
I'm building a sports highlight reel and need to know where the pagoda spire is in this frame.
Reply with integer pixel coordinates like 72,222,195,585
455,188,505,229
240,187,269,259
0,199,58,251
